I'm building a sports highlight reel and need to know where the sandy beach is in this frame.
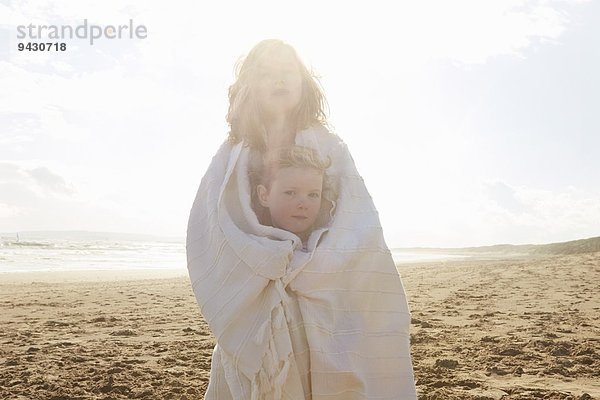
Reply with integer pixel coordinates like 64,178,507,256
1,253,598,399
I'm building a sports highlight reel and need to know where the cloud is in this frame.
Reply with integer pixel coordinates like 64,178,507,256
0,160,187,236
422,0,571,64
382,178,599,248
0,162,74,198
477,180,600,243
483,181,529,215
273,0,583,68
26,166,74,195
0,108,84,144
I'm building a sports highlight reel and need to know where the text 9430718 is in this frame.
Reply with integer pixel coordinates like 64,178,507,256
18,42,67,51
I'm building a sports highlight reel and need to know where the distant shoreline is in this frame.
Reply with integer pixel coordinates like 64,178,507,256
2,230,599,252
393,235,600,256
0,230,185,243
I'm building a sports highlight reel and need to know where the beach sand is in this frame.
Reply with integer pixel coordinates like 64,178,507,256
1,253,598,399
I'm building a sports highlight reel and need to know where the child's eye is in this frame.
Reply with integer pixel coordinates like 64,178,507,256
284,190,295,196
309,193,321,198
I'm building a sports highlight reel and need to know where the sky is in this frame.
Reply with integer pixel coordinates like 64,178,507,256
1,0,599,248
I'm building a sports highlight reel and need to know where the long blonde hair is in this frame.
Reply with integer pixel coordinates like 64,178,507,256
226,39,329,151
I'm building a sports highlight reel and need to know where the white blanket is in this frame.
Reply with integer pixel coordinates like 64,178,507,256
186,125,417,399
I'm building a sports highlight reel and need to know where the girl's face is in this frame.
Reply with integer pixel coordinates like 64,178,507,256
257,166,323,240
254,47,303,121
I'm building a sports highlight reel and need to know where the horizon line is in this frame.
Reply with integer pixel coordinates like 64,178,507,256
1,229,598,250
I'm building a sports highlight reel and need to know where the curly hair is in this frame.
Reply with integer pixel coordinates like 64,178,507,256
261,145,331,187
226,39,329,151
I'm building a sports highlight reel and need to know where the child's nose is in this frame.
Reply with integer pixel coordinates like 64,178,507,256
297,197,308,209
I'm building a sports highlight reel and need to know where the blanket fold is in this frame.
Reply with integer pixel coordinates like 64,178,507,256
187,124,417,399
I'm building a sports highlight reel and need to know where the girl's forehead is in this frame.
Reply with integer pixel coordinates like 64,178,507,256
257,48,299,68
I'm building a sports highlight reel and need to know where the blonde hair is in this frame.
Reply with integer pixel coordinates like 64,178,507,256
262,145,331,188
227,39,329,151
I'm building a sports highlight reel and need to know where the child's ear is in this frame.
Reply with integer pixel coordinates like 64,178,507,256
257,185,270,207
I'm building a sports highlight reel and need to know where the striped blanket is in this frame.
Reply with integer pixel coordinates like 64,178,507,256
186,124,417,399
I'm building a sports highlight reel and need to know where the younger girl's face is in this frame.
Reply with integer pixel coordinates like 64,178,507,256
257,166,323,239
254,48,303,120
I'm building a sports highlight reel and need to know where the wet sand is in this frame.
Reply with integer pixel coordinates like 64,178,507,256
1,253,598,399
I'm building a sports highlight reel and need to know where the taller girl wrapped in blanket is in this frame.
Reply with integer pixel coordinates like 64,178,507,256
186,39,417,400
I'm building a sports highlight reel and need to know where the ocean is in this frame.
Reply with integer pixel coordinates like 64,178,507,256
0,231,186,273
0,231,464,274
